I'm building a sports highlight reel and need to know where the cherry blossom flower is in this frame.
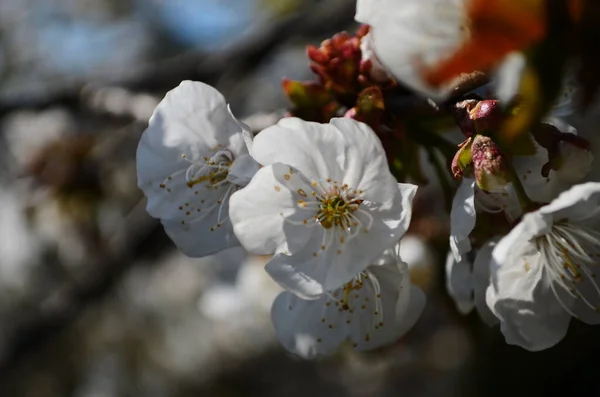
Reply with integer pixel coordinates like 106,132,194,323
445,239,498,325
270,244,425,358
137,81,258,257
355,0,468,99
486,183,600,351
229,117,417,298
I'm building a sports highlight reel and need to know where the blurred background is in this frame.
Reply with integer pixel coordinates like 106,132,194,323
1,0,600,396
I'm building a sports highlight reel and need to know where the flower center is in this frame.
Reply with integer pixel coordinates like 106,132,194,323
184,149,233,189
536,222,600,314
316,187,363,230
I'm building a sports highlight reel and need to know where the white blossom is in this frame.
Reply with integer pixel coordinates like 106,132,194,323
137,81,258,257
355,0,468,99
229,117,417,298
270,245,425,358
486,182,600,351
445,240,498,325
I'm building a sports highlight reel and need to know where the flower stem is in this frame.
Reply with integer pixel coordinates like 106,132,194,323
425,147,453,211
507,163,533,210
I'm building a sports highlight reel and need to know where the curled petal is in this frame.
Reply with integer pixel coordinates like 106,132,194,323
450,179,476,261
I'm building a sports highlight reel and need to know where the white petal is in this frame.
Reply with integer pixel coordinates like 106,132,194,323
511,142,557,204
450,179,476,261
472,239,499,325
270,256,424,358
494,52,526,103
445,251,474,314
488,231,570,351
540,182,600,224
137,81,246,220
161,193,239,257
265,183,417,298
227,104,255,157
251,118,347,182
360,0,468,99
252,118,402,206
329,118,402,204
229,163,315,255
270,292,346,358
227,153,260,187
554,143,593,183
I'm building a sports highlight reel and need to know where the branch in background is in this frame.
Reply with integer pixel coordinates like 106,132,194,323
0,0,356,116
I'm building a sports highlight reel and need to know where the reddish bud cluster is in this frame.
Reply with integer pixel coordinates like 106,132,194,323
282,25,395,126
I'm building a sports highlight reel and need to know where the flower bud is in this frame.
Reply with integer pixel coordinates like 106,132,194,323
468,100,503,134
471,135,510,193
307,31,364,101
451,137,473,179
281,79,339,122
344,86,385,128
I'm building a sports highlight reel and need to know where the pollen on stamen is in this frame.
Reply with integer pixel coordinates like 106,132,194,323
284,174,291,180
313,252,318,257
186,211,190,215
303,220,308,225
210,227,215,231
321,245,326,250
181,220,185,225
365,333,371,342
340,236,345,243
298,199,306,207
297,189,307,197
178,206,183,210
328,324,334,329
160,184,166,189
274,185,281,192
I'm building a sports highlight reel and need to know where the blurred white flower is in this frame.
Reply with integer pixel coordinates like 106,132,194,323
0,189,40,290
230,117,417,298
487,182,600,351
355,0,468,99
270,245,425,358
137,81,259,257
445,240,498,325
399,234,436,290
198,254,282,320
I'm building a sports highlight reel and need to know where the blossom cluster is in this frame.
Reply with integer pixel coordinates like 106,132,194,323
137,0,600,356
137,81,423,358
